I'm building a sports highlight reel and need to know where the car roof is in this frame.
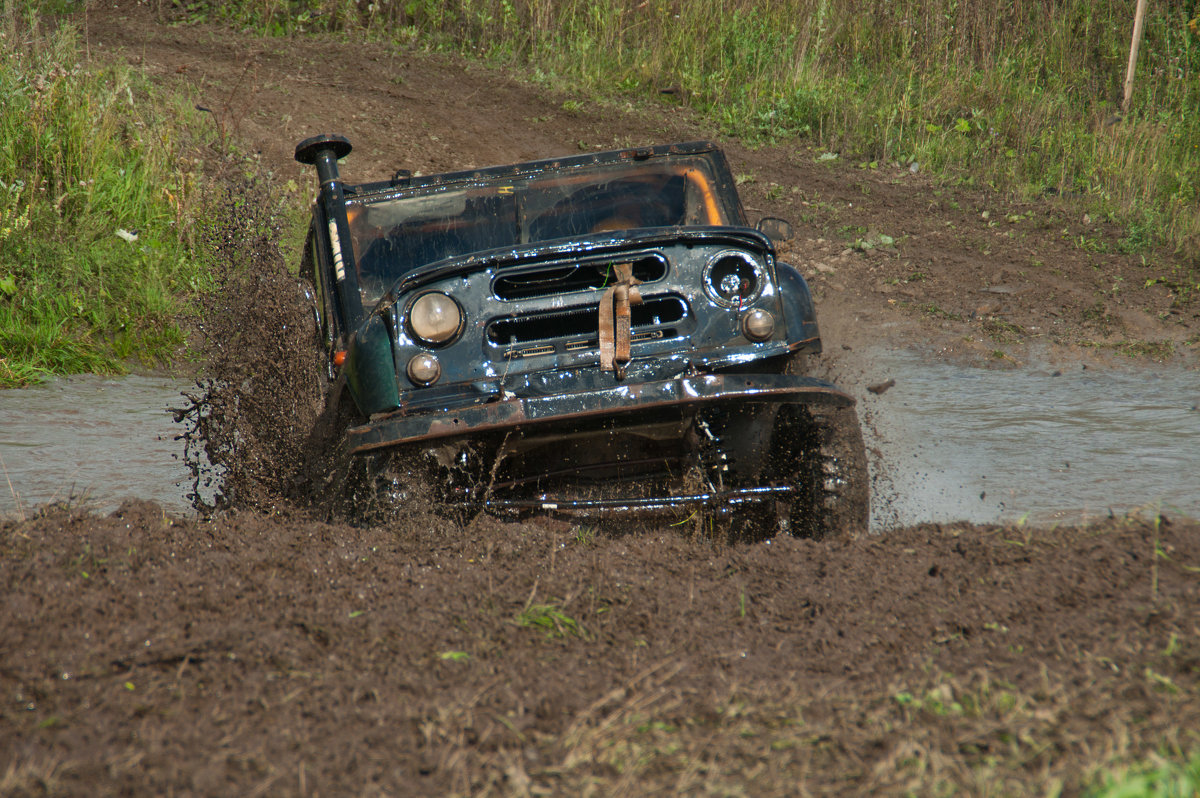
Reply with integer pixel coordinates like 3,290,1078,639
347,141,731,195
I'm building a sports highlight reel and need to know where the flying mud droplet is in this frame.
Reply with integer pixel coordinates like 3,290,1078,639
867,378,895,395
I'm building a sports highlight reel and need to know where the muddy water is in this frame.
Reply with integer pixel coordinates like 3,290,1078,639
0,374,193,517
863,349,1200,527
1,355,1197,526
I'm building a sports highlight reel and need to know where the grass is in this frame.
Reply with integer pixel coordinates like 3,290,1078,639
1087,752,1200,797
0,7,211,387
516,600,585,639
546,664,1200,795
7,0,1199,386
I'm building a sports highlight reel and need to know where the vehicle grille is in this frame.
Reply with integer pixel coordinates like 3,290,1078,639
491,254,667,300
487,294,688,358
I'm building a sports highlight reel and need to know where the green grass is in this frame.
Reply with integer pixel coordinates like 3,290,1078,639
1088,751,1200,797
516,600,585,639
185,0,1200,273
7,0,1199,386
0,7,211,387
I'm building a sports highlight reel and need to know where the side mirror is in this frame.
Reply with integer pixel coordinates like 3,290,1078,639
756,217,794,243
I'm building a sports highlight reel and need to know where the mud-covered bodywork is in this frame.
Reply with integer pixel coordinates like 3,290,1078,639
297,135,868,535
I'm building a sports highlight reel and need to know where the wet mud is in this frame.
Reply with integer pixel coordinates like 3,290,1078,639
3,502,1199,795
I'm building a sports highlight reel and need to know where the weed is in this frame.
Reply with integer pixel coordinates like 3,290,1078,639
982,318,1026,344
1088,751,1200,797
921,304,964,322
516,601,584,639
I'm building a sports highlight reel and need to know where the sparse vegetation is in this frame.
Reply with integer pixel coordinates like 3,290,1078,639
516,600,585,639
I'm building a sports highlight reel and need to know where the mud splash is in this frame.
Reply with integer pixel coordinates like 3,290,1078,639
173,173,332,515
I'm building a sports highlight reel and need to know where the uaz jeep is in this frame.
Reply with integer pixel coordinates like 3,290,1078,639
296,135,868,536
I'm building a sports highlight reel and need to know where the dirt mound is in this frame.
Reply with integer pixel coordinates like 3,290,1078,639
3,503,1198,794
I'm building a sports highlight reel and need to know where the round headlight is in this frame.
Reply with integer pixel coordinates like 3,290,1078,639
407,353,441,385
408,292,462,345
703,251,762,307
742,309,775,341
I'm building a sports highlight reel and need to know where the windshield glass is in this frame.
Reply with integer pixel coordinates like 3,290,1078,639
345,155,735,302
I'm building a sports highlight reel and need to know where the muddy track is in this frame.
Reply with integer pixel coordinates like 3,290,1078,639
3,502,1200,795
84,2,1199,369
1,5,1198,796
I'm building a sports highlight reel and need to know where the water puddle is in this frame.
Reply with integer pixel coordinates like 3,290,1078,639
0,374,193,517
1,354,1196,526
862,348,1200,528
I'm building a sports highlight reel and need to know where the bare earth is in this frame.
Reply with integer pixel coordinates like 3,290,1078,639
2,5,1199,796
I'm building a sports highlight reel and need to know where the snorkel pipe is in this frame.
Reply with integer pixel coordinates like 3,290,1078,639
295,134,364,328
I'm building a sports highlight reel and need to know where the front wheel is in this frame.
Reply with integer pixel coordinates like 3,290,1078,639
763,402,870,539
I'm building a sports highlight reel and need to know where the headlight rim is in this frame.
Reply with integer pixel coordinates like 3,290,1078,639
702,249,764,308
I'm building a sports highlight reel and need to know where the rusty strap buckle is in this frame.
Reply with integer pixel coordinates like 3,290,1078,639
598,262,643,380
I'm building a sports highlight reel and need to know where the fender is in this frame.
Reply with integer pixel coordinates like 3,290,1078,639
775,261,822,354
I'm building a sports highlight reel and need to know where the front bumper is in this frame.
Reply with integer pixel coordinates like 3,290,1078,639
347,372,854,454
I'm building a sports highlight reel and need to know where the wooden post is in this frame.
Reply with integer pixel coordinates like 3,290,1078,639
1123,0,1150,114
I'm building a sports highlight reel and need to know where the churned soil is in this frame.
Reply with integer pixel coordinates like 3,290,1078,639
3,502,1200,795
2,4,1198,796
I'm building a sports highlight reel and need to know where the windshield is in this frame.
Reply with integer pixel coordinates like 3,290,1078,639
345,155,736,302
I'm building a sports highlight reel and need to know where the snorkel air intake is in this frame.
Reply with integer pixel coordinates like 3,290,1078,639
295,133,364,327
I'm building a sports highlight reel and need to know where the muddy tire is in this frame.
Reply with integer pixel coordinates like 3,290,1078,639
754,403,868,539
806,404,870,536
764,352,870,538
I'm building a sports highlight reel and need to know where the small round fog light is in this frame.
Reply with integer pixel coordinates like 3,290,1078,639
407,352,441,385
742,309,775,341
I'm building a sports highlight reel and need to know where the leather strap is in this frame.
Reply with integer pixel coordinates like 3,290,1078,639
598,262,642,379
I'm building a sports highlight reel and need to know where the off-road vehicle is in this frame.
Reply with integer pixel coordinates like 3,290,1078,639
296,134,868,536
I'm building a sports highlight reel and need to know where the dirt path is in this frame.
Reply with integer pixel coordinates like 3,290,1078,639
84,2,1199,371
1,7,1198,796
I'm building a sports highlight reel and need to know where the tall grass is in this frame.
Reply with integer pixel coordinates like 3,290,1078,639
0,7,208,387
191,0,1200,264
